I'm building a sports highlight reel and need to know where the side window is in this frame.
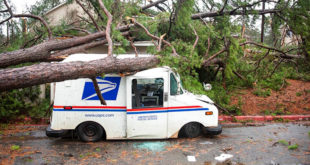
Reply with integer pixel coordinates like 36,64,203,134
132,78,164,109
170,73,178,95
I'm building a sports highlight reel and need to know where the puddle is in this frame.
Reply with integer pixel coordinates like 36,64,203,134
133,141,169,152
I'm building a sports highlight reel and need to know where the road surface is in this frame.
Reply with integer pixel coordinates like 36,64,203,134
0,123,309,165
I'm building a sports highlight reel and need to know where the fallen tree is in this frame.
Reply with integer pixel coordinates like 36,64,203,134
0,56,159,92
0,0,308,95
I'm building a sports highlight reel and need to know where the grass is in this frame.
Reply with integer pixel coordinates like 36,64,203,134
0,123,9,130
296,92,302,96
262,109,272,115
11,145,20,151
288,144,298,150
253,88,271,97
278,140,299,150
95,147,101,152
278,140,289,146
24,157,33,162
80,152,95,158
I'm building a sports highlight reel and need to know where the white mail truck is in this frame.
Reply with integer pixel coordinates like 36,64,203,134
46,54,222,142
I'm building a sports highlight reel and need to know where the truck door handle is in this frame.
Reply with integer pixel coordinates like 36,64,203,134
164,92,168,102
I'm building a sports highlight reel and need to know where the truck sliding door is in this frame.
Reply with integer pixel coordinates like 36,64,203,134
126,77,168,139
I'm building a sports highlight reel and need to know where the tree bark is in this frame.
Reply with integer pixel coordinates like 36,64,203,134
0,56,160,92
91,77,107,105
0,25,133,68
261,0,265,43
191,9,280,19
98,0,113,56
141,0,168,11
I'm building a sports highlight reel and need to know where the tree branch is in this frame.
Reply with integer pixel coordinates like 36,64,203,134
204,48,227,63
190,24,199,51
1,0,52,39
91,77,107,105
76,0,100,31
0,24,133,68
240,41,303,59
141,0,168,10
98,0,113,57
134,20,178,56
219,0,228,13
192,9,280,19
158,33,166,51
127,36,139,57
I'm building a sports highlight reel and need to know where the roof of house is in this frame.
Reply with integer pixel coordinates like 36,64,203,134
44,1,67,16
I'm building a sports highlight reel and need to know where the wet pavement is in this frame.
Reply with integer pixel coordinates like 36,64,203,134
0,123,309,165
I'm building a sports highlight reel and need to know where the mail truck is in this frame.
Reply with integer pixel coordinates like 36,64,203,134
46,54,222,142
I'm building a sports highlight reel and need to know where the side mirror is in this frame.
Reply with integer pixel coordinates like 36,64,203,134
177,81,180,94
203,83,212,91
175,73,181,94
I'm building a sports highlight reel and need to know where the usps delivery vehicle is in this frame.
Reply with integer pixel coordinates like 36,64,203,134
46,54,222,142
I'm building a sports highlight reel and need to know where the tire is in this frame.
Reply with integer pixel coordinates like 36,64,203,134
181,122,201,138
77,121,103,142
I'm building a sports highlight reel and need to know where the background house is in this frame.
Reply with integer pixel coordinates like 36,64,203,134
42,0,154,54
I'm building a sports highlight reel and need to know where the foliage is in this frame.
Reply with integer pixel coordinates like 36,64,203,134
278,139,289,146
11,145,20,151
0,86,50,123
288,144,299,150
28,0,64,16
253,88,271,97
1,0,310,119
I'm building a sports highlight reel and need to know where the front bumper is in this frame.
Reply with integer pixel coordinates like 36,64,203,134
203,124,222,135
46,125,70,138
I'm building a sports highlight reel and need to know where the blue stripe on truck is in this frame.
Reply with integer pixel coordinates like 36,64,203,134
53,108,126,112
127,108,209,114
53,108,209,114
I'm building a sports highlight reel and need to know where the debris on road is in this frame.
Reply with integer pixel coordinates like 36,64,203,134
133,141,168,152
215,153,233,162
199,141,213,145
221,147,232,152
187,155,196,162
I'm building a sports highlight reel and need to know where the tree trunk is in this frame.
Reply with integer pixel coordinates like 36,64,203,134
261,0,265,43
191,9,280,19
0,56,159,92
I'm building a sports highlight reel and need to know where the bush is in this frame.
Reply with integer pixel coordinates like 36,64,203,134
0,85,50,123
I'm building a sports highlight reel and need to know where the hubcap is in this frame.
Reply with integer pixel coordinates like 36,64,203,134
84,125,97,137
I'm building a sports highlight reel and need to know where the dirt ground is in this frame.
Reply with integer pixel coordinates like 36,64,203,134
230,79,310,115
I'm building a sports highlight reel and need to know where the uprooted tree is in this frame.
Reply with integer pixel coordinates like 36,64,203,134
0,0,309,116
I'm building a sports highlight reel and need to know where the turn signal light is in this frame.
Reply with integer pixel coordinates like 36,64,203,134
205,111,213,115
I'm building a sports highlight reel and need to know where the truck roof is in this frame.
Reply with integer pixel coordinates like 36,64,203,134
63,53,153,62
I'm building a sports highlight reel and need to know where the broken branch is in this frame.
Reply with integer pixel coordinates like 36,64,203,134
91,77,107,105
98,0,113,57
134,20,178,56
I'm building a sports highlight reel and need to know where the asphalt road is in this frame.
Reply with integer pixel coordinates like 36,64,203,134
0,123,309,165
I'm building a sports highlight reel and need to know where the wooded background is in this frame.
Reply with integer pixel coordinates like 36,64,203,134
0,0,309,121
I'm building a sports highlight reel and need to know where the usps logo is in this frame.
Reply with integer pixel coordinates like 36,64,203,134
82,77,121,101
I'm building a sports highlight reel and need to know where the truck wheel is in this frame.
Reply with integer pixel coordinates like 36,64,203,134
77,121,103,142
181,122,201,138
